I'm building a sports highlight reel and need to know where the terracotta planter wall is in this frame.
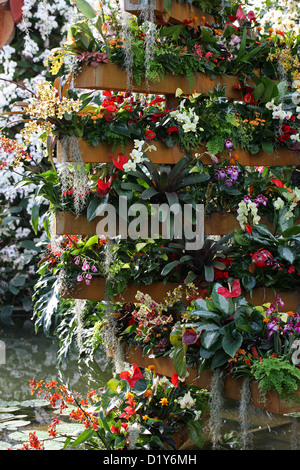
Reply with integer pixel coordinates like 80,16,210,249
60,275,300,311
54,210,277,237
123,0,216,27
124,344,300,415
56,138,300,166
73,63,244,100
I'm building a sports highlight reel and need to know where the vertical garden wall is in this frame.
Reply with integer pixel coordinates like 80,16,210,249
1,0,300,451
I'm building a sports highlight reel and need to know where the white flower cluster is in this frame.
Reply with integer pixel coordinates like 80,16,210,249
273,187,300,221
236,200,261,229
169,103,202,133
123,139,156,172
253,0,300,34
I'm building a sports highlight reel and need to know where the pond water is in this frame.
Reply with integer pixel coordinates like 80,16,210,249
0,320,113,450
0,320,300,451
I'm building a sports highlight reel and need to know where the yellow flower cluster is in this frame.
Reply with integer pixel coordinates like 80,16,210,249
26,81,82,121
268,44,300,81
45,49,67,75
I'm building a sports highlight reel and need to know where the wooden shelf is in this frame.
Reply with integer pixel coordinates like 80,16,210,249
56,138,300,166
123,0,216,27
123,344,300,415
73,63,244,99
61,275,300,311
54,211,278,237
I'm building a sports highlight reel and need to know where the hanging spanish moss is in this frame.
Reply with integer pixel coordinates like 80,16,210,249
72,299,87,353
102,239,126,374
239,377,254,450
209,368,224,449
59,135,90,216
140,0,157,87
120,6,134,90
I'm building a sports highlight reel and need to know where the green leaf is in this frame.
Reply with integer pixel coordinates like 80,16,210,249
86,194,109,222
71,427,96,447
31,202,40,235
133,379,149,395
201,329,220,350
84,235,99,249
172,345,187,378
222,330,243,358
74,0,96,19
278,245,295,264
262,141,273,155
187,421,205,449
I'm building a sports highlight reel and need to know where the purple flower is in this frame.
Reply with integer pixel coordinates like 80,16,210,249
267,317,279,337
243,195,252,204
85,279,91,285
77,275,83,282
276,296,285,308
227,166,239,180
91,266,97,273
225,138,233,149
75,257,80,265
255,194,267,207
215,168,227,180
86,273,92,280
82,263,90,271
224,178,233,187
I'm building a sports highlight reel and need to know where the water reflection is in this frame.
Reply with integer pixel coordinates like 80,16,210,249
0,323,113,449
0,325,113,401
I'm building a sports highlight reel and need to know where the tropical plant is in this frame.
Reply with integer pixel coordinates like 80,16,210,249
29,364,209,450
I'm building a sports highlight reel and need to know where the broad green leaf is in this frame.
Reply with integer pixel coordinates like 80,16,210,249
187,421,205,449
74,0,96,19
222,330,243,358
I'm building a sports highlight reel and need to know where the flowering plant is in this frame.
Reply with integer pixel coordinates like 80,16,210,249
229,223,300,291
28,364,209,450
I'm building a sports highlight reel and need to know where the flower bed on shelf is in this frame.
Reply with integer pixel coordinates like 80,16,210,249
99,280,300,416
123,0,216,27
56,138,300,166
73,62,244,99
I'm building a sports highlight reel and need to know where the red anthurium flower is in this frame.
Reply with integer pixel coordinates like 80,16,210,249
111,426,120,434
251,249,274,268
145,129,156,139
97,175,113,197
243,92,258,105
245,224,252,234
111,152,128,170
270,178,284,188
171,373,179,387
103,90,113,97
120,364,144,388
236,5,246,20
217,279,241,299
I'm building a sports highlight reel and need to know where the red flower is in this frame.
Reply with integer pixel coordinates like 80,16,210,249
247,10,256,21
111,426,120,434
111,152,128,170
171,373,179,387
217,279,241,299
97,175,113,197
245,224,252,234
145,129,156,139
243,93,258,105
103,90,113,97
167,126,179,135
270,178,284,188
120,364,144,387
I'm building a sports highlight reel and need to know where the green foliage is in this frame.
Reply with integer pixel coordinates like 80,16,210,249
251,357,300,404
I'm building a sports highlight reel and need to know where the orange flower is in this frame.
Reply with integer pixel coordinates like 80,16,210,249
159,397,168,406
144,389,153,398
147,365,156,372
142,415,149,421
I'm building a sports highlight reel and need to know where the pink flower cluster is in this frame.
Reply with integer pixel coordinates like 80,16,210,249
75,257,97,285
